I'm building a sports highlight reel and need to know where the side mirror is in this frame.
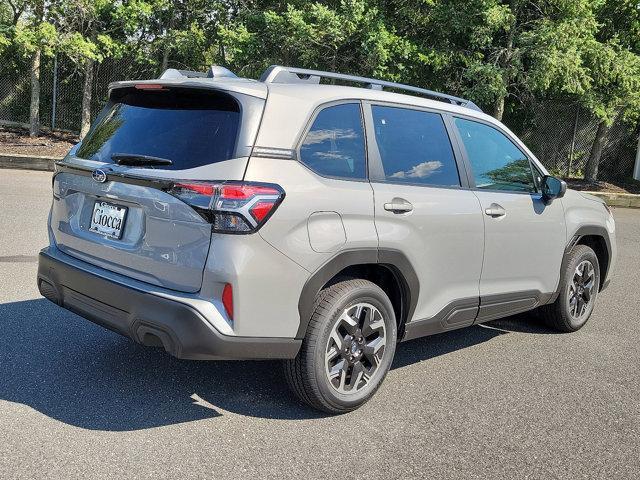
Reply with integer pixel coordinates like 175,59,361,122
541,175,567,204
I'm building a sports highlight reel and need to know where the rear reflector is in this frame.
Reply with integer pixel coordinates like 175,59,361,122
38,279,60,305
249,201,276,222
222,283,233,320
167,181,285,234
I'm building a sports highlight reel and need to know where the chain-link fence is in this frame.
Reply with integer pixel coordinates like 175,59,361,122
1,54,639,184
0,54,157,132
511,101,639,184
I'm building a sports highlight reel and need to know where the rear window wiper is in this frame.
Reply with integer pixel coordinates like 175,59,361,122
111,153,173,167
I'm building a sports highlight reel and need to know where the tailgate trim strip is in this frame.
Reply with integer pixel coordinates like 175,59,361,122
55,162,174,190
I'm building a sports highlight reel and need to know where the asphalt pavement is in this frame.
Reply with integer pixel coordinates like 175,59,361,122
0,168,638,479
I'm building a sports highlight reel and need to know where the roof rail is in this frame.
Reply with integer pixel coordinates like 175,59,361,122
259,65,482,112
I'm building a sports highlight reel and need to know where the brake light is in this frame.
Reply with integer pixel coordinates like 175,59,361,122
219,184,278,199
135,84,167,90
175,182,215,196
168,181,285,233
222,283,233,320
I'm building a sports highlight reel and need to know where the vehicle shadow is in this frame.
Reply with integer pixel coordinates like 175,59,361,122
0,298,550,430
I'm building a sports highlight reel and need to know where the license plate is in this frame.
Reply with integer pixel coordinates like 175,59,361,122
89,201,127,239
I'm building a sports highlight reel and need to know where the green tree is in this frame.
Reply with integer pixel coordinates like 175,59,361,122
52,0,126,137
581,1,640,182
380,0,601,121
114,0,229,75
581,41,640,182
8,0,59,136
598,0,640,54
155,0,225,73
216,0,412,81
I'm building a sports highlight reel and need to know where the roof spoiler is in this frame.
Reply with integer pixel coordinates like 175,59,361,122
160,66,238,80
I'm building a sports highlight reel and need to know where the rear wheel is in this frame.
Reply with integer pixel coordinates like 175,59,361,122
539,244,600,332
285,279,397,414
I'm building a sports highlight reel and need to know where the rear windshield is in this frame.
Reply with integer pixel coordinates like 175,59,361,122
76,87,240,170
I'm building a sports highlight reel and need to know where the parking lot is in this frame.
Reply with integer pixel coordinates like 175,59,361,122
1,168,639,479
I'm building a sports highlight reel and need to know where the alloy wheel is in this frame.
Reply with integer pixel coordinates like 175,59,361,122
568,260,596,320
325,303,387,394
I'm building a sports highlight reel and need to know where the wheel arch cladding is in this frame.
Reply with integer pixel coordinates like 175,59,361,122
572,226,611,291
296,249,419,339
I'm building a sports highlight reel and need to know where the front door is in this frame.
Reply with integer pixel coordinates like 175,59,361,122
452,117,566,321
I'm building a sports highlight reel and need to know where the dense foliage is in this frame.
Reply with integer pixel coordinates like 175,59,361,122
1,0,639,179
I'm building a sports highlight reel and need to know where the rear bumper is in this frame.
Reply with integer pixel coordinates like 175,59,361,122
37,247,301,360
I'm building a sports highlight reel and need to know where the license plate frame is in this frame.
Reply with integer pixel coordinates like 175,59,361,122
89,200,128,240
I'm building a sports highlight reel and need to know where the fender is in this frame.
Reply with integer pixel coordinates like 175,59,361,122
296,248,419,339
549,224,612,303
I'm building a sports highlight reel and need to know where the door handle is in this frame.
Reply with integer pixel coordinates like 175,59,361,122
384,198,413,214
484,203,506,217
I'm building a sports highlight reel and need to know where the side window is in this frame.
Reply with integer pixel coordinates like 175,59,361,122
299,103,366,179
454,117,536,193
371,105,460,187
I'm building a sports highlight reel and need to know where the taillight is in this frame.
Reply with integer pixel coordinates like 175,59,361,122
168,181,285,234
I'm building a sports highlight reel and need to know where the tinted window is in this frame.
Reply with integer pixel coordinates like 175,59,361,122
299,103,366,179
76,88,240,170
371,106,460,187
455,118,535,192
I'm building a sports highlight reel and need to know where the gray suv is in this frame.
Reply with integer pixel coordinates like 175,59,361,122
37,65,617,413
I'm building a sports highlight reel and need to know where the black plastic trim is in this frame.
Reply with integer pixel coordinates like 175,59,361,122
296,248,419,339
37,248,301,360
403,290,552,342
475,290,545,323
55,162,174,190
549,225,613,302
402,297,479,341
573,225,612,282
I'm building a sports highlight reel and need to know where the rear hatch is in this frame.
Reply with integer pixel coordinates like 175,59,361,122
50,82,266,293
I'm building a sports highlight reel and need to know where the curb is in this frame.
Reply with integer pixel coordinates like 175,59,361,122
0,153,60,171
583,191,640,209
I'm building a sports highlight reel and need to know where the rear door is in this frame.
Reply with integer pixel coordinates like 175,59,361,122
365,103,485,331
51,85,263,293
451,116,566,319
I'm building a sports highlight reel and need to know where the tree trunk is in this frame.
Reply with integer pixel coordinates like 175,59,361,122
493,95,505,121
79,58,94,139
160,6,175,73
584,120,609,183
161,46,170,73
29,49,41,137
492,1,517,122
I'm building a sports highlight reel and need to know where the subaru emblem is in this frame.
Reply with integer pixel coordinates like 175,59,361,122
92,169,107,183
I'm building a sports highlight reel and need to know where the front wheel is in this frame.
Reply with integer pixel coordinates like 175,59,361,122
538,244,600,332
284,279,397,414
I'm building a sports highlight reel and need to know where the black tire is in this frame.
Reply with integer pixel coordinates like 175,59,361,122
539,244,600,332
284,279,397,414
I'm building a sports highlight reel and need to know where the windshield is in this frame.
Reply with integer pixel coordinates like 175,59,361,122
76,87,240,170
